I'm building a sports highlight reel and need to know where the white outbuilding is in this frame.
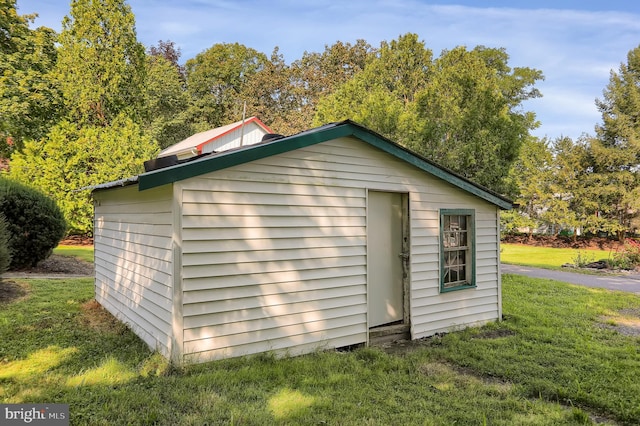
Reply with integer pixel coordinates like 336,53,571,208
92,120,512,364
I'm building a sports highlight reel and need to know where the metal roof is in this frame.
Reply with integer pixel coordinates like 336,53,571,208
157,116,272,158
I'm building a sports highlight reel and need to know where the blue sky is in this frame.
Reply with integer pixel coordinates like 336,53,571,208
16,0,640,141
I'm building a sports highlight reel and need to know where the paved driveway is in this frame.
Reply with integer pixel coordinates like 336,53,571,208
501,264,640,295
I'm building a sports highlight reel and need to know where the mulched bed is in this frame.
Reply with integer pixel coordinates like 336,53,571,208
502,234,624,250
1,254,94,304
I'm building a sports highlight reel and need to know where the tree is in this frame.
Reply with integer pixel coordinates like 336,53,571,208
315,35,543,193
315,33,430,140
0,0,62,153
9,117,158,235
185,43,267,130
285,40,375,133
503,136,554,238
148,39,184,79
145,41,192,149
408,46,542,193
547,136,588,238
239,47,298,134
589,44,640,240
55,0,147,127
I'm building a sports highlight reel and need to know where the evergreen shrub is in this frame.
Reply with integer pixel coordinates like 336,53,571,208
0,214,11,275
0,178,67,269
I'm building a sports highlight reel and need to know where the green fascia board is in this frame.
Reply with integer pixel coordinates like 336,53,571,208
137,120,513,210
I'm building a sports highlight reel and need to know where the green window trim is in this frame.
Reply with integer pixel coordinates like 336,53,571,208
440,209,476,292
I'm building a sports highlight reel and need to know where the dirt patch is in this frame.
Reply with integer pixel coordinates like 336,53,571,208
0,280,29,304
598,309,640,337
78,299,126,333
472,328,516,339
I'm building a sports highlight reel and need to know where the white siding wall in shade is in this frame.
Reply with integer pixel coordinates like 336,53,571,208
178,136,501,362
200,123,267,154
93,184,174,358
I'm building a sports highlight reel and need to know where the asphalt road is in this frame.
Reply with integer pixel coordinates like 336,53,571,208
501,263,640,295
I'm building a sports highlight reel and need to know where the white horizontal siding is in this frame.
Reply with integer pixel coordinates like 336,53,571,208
177,136,501,362
94,184,174,358
179,172,368,362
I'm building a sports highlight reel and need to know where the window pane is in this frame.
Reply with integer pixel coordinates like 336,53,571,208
450,216,460,230
441,212,473,290
445,231,459,248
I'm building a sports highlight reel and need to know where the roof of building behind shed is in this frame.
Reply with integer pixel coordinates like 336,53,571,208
157,116,272,158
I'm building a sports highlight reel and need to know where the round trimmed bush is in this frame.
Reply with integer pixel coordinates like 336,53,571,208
0,178,67,269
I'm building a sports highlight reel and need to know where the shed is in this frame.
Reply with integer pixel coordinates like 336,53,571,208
93,120,512,364
157,116,272,160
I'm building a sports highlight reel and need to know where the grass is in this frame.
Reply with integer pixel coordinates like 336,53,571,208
53,245,94,263
1,276,639,424
501,243,614,269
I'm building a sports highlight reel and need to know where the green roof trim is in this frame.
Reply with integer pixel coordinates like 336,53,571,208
137,120,513,210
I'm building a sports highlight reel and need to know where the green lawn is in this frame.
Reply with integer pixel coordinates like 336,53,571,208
1,276,638,424
501,243,614,269
53,245,94,263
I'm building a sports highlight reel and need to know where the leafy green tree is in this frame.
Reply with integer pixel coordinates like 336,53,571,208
9,117,158,235
284,40,375,133
55,0,147,127
546,136,588,238
589,44,640,240
0,0,62,153
316,35,543,193
185,43,267,130
503,137,554,238
145,42,192,149
239,48,297,134
315,34,430,142
408,46,542,193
